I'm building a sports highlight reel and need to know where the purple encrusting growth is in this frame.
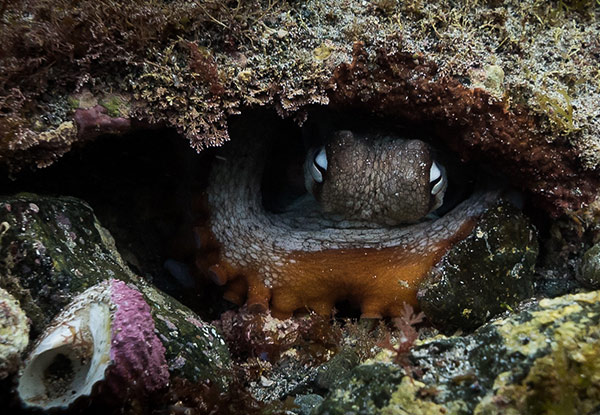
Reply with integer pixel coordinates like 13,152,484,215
109,279,170,393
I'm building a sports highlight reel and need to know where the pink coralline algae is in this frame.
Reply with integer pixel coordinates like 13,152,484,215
74,105,132,139
109,280,170,395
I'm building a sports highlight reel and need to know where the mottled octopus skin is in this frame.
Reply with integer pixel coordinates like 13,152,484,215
312,130,437,225
197,134,498,319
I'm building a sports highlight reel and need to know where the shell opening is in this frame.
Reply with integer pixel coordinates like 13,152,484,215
18,302,112,410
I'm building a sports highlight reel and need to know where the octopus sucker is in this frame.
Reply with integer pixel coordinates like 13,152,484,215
195,119,499,318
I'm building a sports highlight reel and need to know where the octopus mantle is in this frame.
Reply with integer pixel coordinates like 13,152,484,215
195,131,499,319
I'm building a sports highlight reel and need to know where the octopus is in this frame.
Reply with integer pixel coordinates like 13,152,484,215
195,126,498,319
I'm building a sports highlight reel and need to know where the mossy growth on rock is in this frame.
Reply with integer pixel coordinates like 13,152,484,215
0,193,232,388
0,193,137,333
2,1,599,219
418,200,539,331
474,292,600,415
316,291,600,415
579,242,600,288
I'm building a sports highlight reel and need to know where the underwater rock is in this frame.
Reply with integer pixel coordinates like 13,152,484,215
3,1,599,216
418,200,539,330
293,394,325,415
580,242,600,289
316,290,600,415
316,361,408,414
0,287,29,379
0,194,138,333
0,194,231,394
315,348,360,390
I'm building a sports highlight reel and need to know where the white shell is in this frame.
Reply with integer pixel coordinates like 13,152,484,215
17,284,112,410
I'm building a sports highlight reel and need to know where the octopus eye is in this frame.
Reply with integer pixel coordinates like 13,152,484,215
310,147,328,183
430,161,448,210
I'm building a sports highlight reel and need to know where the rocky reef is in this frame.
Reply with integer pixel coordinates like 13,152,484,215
418,201,539,330
317,290,600,415
0,194,231,411
1,0,599,215
1,0,600,414
0,287,29,380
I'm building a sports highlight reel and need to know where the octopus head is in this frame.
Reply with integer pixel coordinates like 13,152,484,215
304,130,448,225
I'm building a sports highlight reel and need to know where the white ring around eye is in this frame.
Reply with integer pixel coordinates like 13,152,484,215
431,175,446,195
430,161,441,183
430,161,448,211
304,147,325,194
315,147,328,172
310,163,324,183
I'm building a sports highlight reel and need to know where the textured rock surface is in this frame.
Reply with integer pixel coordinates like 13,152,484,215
1,0,599,215
0,194,231,389
580,242,600,288
418,200,539,330
316,290,600,415
0,193,136,333
0,287,29,379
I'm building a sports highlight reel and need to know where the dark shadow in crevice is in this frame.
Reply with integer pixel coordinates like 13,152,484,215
0,127,228,319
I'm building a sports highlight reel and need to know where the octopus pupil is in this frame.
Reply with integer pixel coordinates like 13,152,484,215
430,175,443,190
314,161,326,176
313,148,327,176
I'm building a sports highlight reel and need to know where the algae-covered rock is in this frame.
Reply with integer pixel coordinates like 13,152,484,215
418,200,538,330
0,287,29,379
136,279,232,388
0,193,137,333
0,194,231,390
579,242,600,289
293,394,325,415
2,1,600,216
316,348,360,390
316,290,600,415
316,362,406,415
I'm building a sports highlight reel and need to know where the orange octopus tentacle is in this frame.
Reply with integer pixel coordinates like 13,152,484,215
222,277,247,305
246,273,272,313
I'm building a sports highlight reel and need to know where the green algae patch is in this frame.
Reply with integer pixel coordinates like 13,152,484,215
99,94,130,118
381,377,449,415
475,306,600,414
419,201,538,331
317,291,600,414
